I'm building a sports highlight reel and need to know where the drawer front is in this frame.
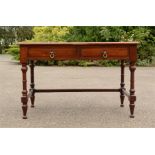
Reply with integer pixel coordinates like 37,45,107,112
80,47,129,59
28,47,77,60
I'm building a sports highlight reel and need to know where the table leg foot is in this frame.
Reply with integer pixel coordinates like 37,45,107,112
120,95,125,107
120,104,124,107
22,103,28,119
130,115,134,118
129,100,135,119
23,116,28,119
30,95,35,108
31,104,35,108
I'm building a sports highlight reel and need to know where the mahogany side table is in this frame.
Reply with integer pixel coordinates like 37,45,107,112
19,42,138,119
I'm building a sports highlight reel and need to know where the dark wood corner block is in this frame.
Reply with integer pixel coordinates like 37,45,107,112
19,42,138,119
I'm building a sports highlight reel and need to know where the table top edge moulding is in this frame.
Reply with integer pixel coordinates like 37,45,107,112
18,41,139,45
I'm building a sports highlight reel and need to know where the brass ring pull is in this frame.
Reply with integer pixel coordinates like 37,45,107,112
50,51,55,59
102,51,108,59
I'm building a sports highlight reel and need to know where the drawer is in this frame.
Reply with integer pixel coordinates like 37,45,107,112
80,47,129,59
28,47,77,60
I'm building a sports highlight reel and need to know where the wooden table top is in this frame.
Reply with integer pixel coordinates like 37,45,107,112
18,42,139,45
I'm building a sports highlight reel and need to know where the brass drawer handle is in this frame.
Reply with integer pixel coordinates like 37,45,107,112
50,50,55,59
102,51,108,59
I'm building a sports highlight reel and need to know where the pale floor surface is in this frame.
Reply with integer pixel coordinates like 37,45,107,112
0,54,155,127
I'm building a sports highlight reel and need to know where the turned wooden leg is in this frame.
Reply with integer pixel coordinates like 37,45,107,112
21,63,28,119
120,60,125,107
29,60,35,108
129,62,136,118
